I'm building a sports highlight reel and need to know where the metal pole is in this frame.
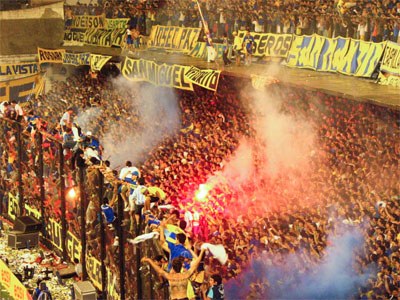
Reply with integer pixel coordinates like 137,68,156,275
98,170,107,298
58,143,67,261
16,122,24,216
117,186,126,299
79,167,88,280
37,132,46,237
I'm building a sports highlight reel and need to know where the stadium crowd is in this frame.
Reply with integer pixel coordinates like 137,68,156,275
1,66,399,299
65,0,400,43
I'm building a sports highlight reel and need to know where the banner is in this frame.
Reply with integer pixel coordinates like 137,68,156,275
354,41,386,77
251,74,280,91
121,58,194,91
0,74,41,103
380,41,400,76
6,195,119,299
0,62,38,78
377,72,400,87
90,54,112,72
0,260,32,300
63,52,91,66
286,35,327,70
72,15,105,29
189,42,233,60
184,66,221,91
63,28,86,46
148,26,201,52
237,31,293,57
106,18,129,30
336,39,385,76
286,35,383,77
84,28,126,47
37,48,65,64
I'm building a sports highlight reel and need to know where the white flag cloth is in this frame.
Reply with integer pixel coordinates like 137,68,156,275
158,205,176,210
130,232,159,244
201,243,228,265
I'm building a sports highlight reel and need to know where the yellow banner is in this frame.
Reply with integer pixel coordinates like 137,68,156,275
377,72,400,87
355,41,386,77
0,62,38,78
189,42,233,60
251,74,279,91
380,41,400,76
84,28,126,47
121,58,194,91
287,35,327,70
62,52,90,66
63,28,86,46
148,26,201,52
37,48,65,64
90,54,112,72
6,196,119,298
337,40,386,76
184,66,221,91
0,260,31,300
106,18,129,30
0,74,41,102
72,15,105,29
237,31,293,57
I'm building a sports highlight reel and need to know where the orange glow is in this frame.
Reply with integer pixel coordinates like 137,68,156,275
195,184,211,202
66,187,78,202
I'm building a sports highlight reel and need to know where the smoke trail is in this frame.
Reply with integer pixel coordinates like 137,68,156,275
250,87,316,176
102,77,181,167
225,225,374,299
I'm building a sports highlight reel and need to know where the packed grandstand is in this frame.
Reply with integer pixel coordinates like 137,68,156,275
0,0,399,300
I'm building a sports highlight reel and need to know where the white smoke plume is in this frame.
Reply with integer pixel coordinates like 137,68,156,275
225,225,374,299
75,107,102,134
249,88,316,176
102,77,181,168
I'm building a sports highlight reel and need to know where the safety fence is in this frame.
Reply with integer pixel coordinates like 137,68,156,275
0,117,167,299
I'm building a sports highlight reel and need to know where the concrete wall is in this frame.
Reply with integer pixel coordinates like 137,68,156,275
0,2,64,55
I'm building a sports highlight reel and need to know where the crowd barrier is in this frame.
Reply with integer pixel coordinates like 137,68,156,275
0,118,167,300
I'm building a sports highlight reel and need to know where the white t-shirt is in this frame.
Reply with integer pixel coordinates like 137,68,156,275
119,166,140,180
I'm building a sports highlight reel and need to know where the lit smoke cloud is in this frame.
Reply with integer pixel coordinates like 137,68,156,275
225,226,374,299
222,138,255,184
102,77,181,168
250,88,316,176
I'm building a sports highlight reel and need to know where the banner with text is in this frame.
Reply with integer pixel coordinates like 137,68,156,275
237,31,293,58
62,52,91,66
84,28,126,47
0,62,38,78
72,15,105,29
188,42,233,60
106,18,129,30
380,41,400,76
63,28,86,46
148,26,201,52
90,54,112,72
377,72,400,87
184,66,221,91
38,48,65,64
0,74,41,103
121,58,194,91
286,35,385,77
0,259,32,300
6,195,119,299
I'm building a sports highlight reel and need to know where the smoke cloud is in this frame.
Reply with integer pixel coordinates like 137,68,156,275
102,77,181,168
225,226,374,299
75,107,102,134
